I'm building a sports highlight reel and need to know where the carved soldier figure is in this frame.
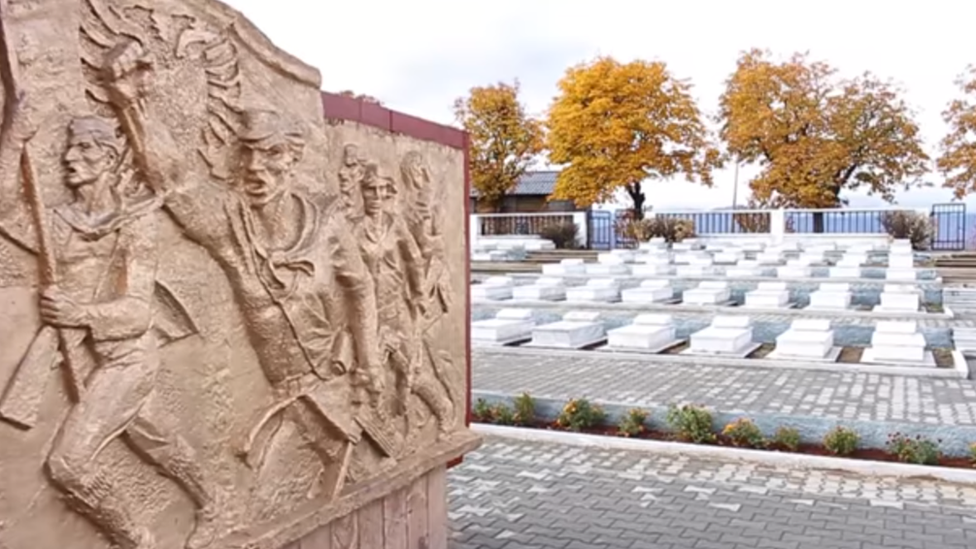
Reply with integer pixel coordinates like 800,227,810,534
399,153,460,432
337,143,366,217
102,41,387,499
354,162,454,442
0,96,222,548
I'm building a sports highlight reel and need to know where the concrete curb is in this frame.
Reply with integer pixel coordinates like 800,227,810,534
475,345,967,379
472,298,951,321
473,423,976,485
471,391,976,457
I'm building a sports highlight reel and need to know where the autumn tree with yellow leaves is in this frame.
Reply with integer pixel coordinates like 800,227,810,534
453,80,545,211
938,66,976,198
719,49,929,231
545,56,721,218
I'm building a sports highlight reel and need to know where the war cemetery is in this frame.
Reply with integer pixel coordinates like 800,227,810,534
466,206,976,471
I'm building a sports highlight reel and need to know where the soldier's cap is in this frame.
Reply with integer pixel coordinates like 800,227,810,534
239,109,304,142
362,162,396,189
70,116,122,153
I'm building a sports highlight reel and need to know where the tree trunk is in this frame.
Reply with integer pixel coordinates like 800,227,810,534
812,188,843,233
626,184,646,221
812,212,824,233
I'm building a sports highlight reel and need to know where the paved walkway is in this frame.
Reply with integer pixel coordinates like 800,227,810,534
450,435,976,549
473,348,976,425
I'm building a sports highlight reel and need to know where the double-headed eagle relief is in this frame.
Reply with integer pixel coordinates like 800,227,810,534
0,1,471,548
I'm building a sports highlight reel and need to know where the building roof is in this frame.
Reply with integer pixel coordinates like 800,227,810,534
470,170,559,198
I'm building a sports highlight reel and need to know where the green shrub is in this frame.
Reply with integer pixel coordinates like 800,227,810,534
772,426,801,452
886,433,941,465
472,399,494,422
512,392,536,426
823,426,859,456
666,404,715,444
556,398,606,432
880,211,934,251
539,222,579,249
617,408,649,437
721,418,765,448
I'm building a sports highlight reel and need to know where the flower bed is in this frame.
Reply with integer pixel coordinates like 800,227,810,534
473,394,976,469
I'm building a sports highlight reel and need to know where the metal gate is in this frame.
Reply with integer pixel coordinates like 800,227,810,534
613,210,636,249
930,203,967,251
588,210,613,250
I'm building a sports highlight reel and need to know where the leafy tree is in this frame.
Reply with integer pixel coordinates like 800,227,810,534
718,49,929,231
545,56,720,219
453,80,544,211
938,65,976,199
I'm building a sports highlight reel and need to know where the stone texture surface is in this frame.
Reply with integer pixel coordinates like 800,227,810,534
450,436,976,549
281,466,449,549
0,1,475,548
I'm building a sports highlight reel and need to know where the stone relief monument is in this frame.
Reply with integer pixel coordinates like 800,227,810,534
0,1,478,548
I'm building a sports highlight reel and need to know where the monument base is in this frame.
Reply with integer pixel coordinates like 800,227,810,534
232,430,482,549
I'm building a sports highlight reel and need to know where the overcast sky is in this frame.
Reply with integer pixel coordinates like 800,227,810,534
224,0,976,211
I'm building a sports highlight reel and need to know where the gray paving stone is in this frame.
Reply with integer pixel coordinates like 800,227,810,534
450,436,976,549
474,348,976,425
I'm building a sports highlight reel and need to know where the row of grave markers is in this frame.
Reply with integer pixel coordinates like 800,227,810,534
472,311,934,367
473,277,924,313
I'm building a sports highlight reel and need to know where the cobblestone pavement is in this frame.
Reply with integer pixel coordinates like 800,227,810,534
473,349,976,425
450,436,976,549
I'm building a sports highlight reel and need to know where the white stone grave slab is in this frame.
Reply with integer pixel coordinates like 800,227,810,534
541,258,586,276
807,282,852,310
861,320,933,366
632,262,672,276
714,251,744,264
471,250,514,262
768,318,839,361
675,253,713,266
684,315,759,357
743,281,791,308
874,284,920,313
585,262,630,275
756,251,783,265
565,278,620,303
828,266,860,278
639,239,667,251
777,258,812,278
683,281,732,306
635,253,671,264
471,308,535,345
888,255,914,268
621,280,675,304
606,314,681,352
471,276,514,300
672,241,704,252
512,277,567,301
837,255,865,267
675,264,711,277
598,250,637,264
885,268,917,281
726,260,761,278
527,311,606,349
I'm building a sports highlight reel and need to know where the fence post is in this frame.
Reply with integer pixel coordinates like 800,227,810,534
572,211,588,248
469,214,481,245
770,209,786,244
